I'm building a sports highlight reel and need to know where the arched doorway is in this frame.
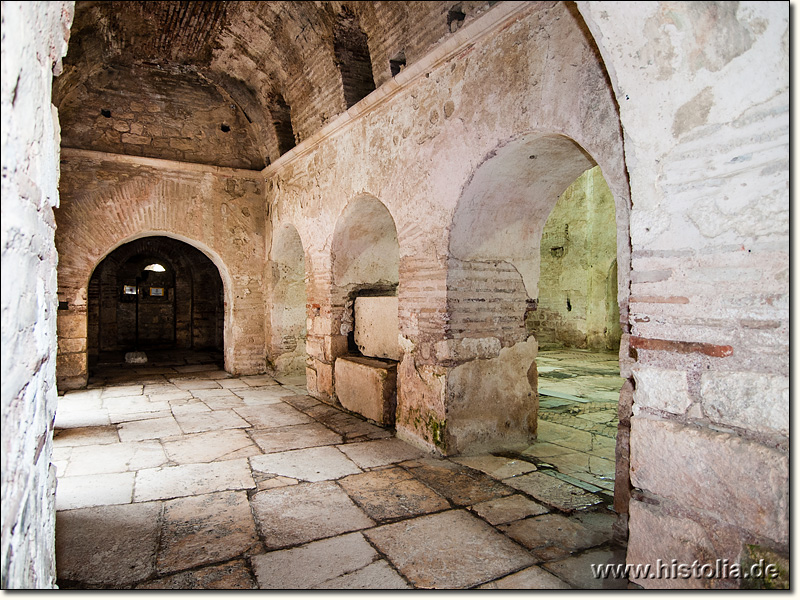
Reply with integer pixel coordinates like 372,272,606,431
530,165,624,496
446,133,629,458
87,236,224,373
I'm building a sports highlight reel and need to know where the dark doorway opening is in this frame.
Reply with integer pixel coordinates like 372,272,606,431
87,236,224,377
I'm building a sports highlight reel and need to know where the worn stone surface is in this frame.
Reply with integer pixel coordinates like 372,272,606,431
452,454,537,480
338,467,450,522
334,356,397,425
251,481,374,550
63,441,167,476
365,510,534,589
249,446,362,482
55,502,161,586
498,511,615,561
630,415,789,544
158,491,261,574
249,423,343,454
251,532,377,589
503,472,604,512
405,458,515,506
354,296,401,360
134,459,255,502
543,547,628,590
469,494,549,526
137,560,257,590
336,438,425,469
233,404,313,429
162,429,261,464
55,472,135,510
478,566,572,590
317,560,410,589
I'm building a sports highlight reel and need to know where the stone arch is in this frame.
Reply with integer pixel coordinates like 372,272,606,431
443,131,631,454
58,229,237,389
269,222,308,375
330,194,401,347
87,236,226,360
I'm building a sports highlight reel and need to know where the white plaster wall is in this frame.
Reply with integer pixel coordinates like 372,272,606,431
578,1,789,585
1,1,74,588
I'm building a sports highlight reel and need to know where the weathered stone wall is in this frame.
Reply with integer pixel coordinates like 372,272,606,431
266,2,630,455
55,150,267,389
56,64,265,170
532,166,621,350
1,1,73,589
577,1,789,587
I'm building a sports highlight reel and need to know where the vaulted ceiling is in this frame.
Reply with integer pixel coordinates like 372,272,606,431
54,1,494,169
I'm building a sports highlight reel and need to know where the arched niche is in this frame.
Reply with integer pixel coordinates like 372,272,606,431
269,223,308,375
444,132,628,455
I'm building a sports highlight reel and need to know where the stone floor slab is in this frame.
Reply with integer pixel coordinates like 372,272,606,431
470,494,549,526
543,547,629,589
317,560,411,589
134,458,255,502
252,532,376,589
64,440,167,476
101,385,144,398
118,416,183,442
137,559,257,589
498,511,615,561
336,438,426,469
452,454,537,479
234,403,314,429
157,491,261,574
249,423,342,454
365,510,534,589
478,565,573,589
56,472,135,510
406,458,515,506
56,406,111,429
54,425,119,447
503,472,604,512
162,429,261,464
249,446,361,482
338,467,450,522
56,501,161,586
173,409,250,434
250,481,374,550
171,379,222,391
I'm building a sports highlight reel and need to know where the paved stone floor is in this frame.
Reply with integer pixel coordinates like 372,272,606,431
531,348,624,495
54,349,627,590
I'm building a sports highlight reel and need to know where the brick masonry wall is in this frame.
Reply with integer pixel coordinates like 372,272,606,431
55,151,267,388
578,1,789,586
1,1,73,589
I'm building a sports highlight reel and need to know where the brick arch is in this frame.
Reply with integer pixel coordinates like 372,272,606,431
55,161,267,389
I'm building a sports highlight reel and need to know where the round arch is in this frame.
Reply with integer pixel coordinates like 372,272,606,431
269,223,309,375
